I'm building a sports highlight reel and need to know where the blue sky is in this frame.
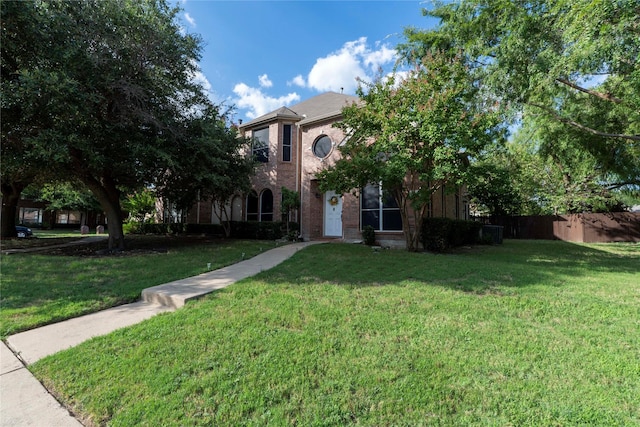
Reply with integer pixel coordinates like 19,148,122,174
175,1,439,121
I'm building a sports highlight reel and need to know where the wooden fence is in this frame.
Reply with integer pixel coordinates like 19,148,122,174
479,213,640,243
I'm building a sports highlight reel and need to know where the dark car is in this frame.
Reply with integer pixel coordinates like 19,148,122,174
16,225,33,238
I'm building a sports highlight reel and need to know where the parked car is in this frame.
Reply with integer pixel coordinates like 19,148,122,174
16,225,33,238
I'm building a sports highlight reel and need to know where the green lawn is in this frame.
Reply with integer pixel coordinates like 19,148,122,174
0,239,278,338
29,240,639,426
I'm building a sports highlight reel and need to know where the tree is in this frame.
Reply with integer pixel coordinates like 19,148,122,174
467,147,524,216
122,189,157,225
317,53,504,251
158,109,256,238
508,115,631,214
281,187,300,237
1,0,57,237
1,0,237,249
400,0,640,179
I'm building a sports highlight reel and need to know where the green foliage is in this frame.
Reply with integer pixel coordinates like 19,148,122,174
362,225,376,246
24,182,101,212
421,217,483,252
159,114,256,213
318,52,504,251
280,187,300,235
400,0,640,182
122,189,157,224
229,221,287,240
280,187,300,220
467,149,524,216
472,119,634,216
1,0,245,249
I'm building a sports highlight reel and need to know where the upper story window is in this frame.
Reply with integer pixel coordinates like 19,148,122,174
312,135,332,159
282,124,292,162
252,127,269,163
361,183,402,231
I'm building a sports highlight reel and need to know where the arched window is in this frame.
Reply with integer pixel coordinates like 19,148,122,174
231,196,242,221
246,191,258,221
260,189,273,222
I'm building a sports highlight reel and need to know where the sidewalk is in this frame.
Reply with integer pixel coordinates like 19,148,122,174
1,241,320,426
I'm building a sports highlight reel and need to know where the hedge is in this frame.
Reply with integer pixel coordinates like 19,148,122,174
130,221,299,241
421,217,483,252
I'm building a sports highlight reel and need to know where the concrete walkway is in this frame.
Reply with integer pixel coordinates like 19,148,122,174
1,241,319,426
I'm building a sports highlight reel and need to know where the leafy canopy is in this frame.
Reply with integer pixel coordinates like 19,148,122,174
400,0,639,177
318,52,504,251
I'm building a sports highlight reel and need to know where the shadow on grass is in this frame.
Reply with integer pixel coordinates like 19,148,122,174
257,240,639,293
0,237,275,338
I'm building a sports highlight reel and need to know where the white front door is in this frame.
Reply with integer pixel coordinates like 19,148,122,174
324,191,343,237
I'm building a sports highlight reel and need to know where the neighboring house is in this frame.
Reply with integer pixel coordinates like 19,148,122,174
12,197,105,228
187,91,468,248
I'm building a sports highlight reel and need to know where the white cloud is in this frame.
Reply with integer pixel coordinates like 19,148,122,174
364,45,397,71
288,74,306,88
233,83,300,119
184,12,196,27
306,37,398,93
258,74,273,88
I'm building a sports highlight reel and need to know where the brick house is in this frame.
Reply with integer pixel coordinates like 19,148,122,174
187,91,468,248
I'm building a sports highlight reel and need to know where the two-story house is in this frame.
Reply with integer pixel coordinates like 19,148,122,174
187,91,468,248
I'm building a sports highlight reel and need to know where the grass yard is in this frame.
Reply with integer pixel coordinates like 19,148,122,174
0,238,278,338
29,240,639,426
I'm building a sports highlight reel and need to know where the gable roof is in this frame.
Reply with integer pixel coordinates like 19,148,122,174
239,92,359,130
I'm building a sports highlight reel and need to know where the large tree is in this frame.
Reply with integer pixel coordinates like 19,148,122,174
317,53,504,251
1,0,240,249
158,108,256,238
400,0,640,181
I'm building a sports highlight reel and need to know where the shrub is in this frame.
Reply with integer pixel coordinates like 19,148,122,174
362,225,376,246
230,221,297,240
185,223,226,236
133,221,300,240
421,218,482,252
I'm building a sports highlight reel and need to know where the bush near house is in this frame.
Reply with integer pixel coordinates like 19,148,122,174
421,217,483,252
129,221,300,241
230,221,299,240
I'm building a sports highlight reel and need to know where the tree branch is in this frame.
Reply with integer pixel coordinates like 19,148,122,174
528,102,640,141
607,181,640,190
555,78,623,104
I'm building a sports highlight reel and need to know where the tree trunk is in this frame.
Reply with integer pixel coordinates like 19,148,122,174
1,181,28,239
82,175,125,251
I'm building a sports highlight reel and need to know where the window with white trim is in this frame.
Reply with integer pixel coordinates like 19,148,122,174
361,183,402,231
282,124,292,162
252,127,269,163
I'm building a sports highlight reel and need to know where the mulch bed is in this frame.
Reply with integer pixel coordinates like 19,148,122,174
1,235,224,257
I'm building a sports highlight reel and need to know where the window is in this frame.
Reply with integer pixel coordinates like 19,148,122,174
282,124,292,162
312,135,332,158
246,191,259,221
361,184,402,231
252,127,269,163
260,189,273,222
56,210,82,225
19,207,42,224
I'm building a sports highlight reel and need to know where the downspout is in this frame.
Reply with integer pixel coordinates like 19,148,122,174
296,122,303,238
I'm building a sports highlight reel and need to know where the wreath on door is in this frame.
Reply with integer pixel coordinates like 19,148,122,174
329,195,339,206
